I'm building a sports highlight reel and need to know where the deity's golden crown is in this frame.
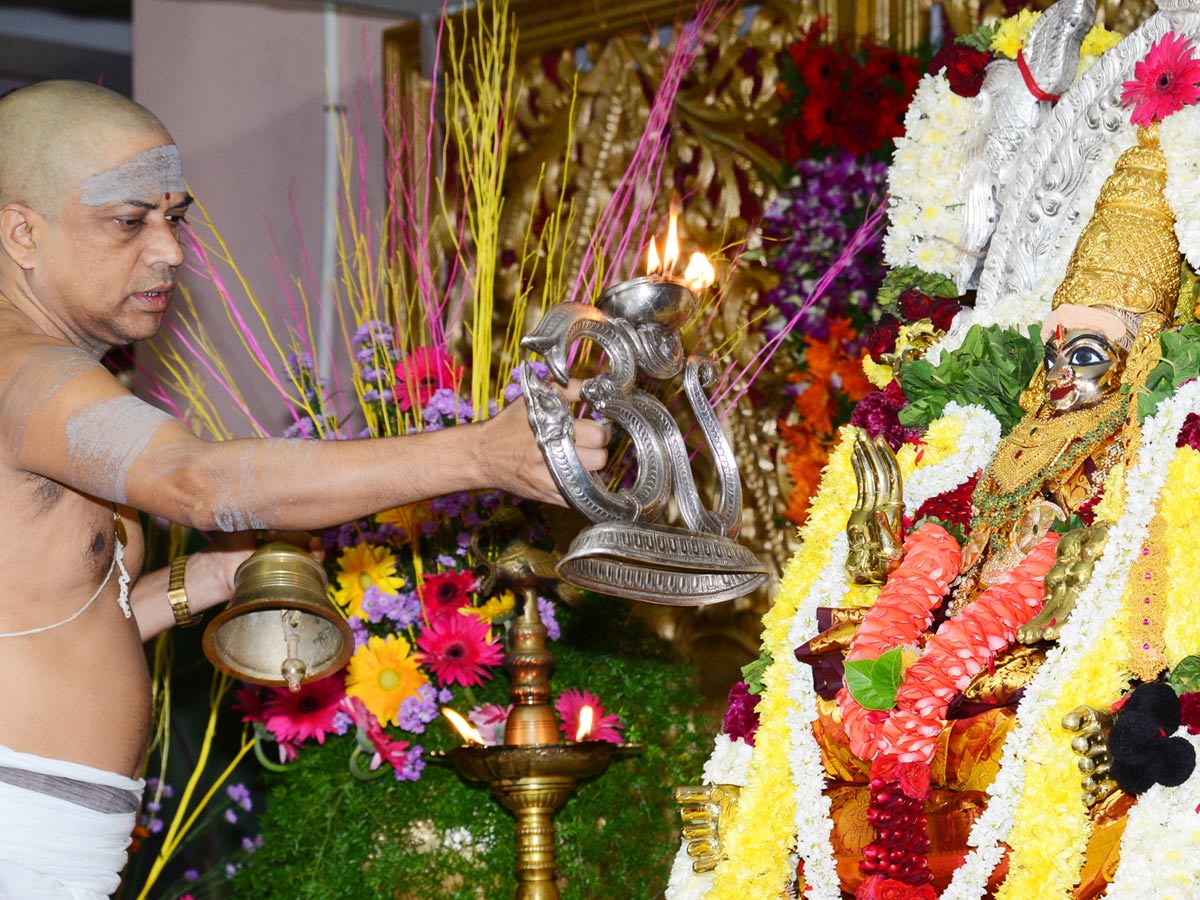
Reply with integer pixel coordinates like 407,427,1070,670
1051,123,1180,322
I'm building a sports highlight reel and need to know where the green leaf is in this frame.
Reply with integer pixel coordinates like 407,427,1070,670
877,265,961,307
1170,655,1200,695
844,647,904,711
741,650,773,696
898,323,1042,433
956,22,1000,52
1138,323,1200,424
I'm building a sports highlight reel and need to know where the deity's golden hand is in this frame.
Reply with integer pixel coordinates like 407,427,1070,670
1062,705,1116,807
673,784,741,874
1017,522,1109,644
846,432,905,585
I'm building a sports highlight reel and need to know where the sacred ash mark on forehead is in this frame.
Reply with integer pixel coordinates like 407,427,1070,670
79,144,186,207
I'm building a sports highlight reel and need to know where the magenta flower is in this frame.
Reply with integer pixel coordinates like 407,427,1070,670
554,688,623,744
1121,32,1200,126
394,346,463,413
261,674,346,745
415,614,503,687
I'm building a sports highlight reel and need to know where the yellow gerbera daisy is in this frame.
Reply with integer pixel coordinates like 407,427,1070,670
332,543,405,618
374,502,432,535
990,9,1041,60
468,590,517,623
344,634,428,727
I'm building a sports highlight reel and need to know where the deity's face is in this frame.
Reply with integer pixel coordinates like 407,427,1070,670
1042,327,1127,413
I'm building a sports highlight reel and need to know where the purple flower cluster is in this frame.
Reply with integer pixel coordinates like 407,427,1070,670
421,388,474,430
393,744,425,782
537,597,560,641
360,585,421,628
760,151,887,342
397,683,450,733
503,361,551,403
849,381,921,450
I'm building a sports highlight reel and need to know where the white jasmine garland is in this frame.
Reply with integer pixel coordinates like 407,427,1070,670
666,840,714,900
1160,104,1200,272
1101,732,1200,900
702,734,755,787
942,378,1200,900
884,73,981,280
904,403,1001,515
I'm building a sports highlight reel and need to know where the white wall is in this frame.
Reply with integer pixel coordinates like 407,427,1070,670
132,0,402,435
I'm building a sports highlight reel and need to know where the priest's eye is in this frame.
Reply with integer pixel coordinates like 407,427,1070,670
1069,346,1108,367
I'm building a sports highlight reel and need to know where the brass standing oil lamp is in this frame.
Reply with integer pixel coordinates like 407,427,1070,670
436,541,636,900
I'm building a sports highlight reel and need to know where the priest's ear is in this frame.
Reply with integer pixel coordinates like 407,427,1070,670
0,203,40,270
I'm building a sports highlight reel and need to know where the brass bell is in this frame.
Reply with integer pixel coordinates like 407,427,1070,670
202,542,353,692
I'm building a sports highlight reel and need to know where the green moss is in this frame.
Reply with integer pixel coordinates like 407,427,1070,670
232,598,711,899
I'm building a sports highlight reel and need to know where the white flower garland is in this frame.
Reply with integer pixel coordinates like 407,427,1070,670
702,734,755,786
1160,105,1200,273
1101,732,1200,900
884,74,982,280
667,841,714,900
942,378,1200,900
904,402,1001,515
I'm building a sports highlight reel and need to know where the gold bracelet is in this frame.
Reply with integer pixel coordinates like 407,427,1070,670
167,555,197,628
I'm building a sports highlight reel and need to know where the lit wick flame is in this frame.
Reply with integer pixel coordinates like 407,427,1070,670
664,207,681,273
683,252,715,293
644,206,714,292
442,707,485,745
575,705,595,741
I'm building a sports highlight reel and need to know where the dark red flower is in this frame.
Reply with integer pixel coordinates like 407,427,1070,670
850,381,921,450
897,289,960,331
418,570,476,621
722,681,761,745
1177,412,1200,451
857,875,937,900
866,314,900,362
929,42,992,98
914,472,978,530
232,684,265,724
1181,692,1200,735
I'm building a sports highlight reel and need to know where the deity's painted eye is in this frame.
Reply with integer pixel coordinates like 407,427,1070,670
1068,345,1110,368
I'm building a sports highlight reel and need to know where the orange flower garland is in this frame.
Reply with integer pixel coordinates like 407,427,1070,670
839,527,1060,763
840,523,962,761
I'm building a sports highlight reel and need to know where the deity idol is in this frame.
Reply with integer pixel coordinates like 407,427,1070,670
673,123,1198,900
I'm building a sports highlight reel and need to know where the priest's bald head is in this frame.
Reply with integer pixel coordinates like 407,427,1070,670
0,81,192,349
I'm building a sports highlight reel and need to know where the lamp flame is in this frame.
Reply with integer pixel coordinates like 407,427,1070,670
575,705,595,741
663,208,680,274
442,707,485,745
683,252,715,293
646,238,661,275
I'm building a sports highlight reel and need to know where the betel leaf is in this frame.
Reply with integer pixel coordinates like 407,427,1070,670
877,265,961,307
741,650,773,696
899,323,1042,432
844,646,904,711
1137,323,1200,423
1169,655,1200,695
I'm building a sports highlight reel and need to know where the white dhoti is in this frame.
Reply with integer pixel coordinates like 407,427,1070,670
0,742,144,899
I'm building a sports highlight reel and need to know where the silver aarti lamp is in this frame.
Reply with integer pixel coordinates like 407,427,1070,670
520,220,768,606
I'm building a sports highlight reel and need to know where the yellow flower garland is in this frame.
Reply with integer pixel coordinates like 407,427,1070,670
705,414,966,899
1160,447,1200,665
997,596,1131,899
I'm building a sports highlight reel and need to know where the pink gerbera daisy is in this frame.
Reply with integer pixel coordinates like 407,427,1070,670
1121,32,1200,126
261,674,346,745
231,684,265,724
394,346,464,413
418,570,476,621
554,688,624,744
467,703,513,746
415,614,503,687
